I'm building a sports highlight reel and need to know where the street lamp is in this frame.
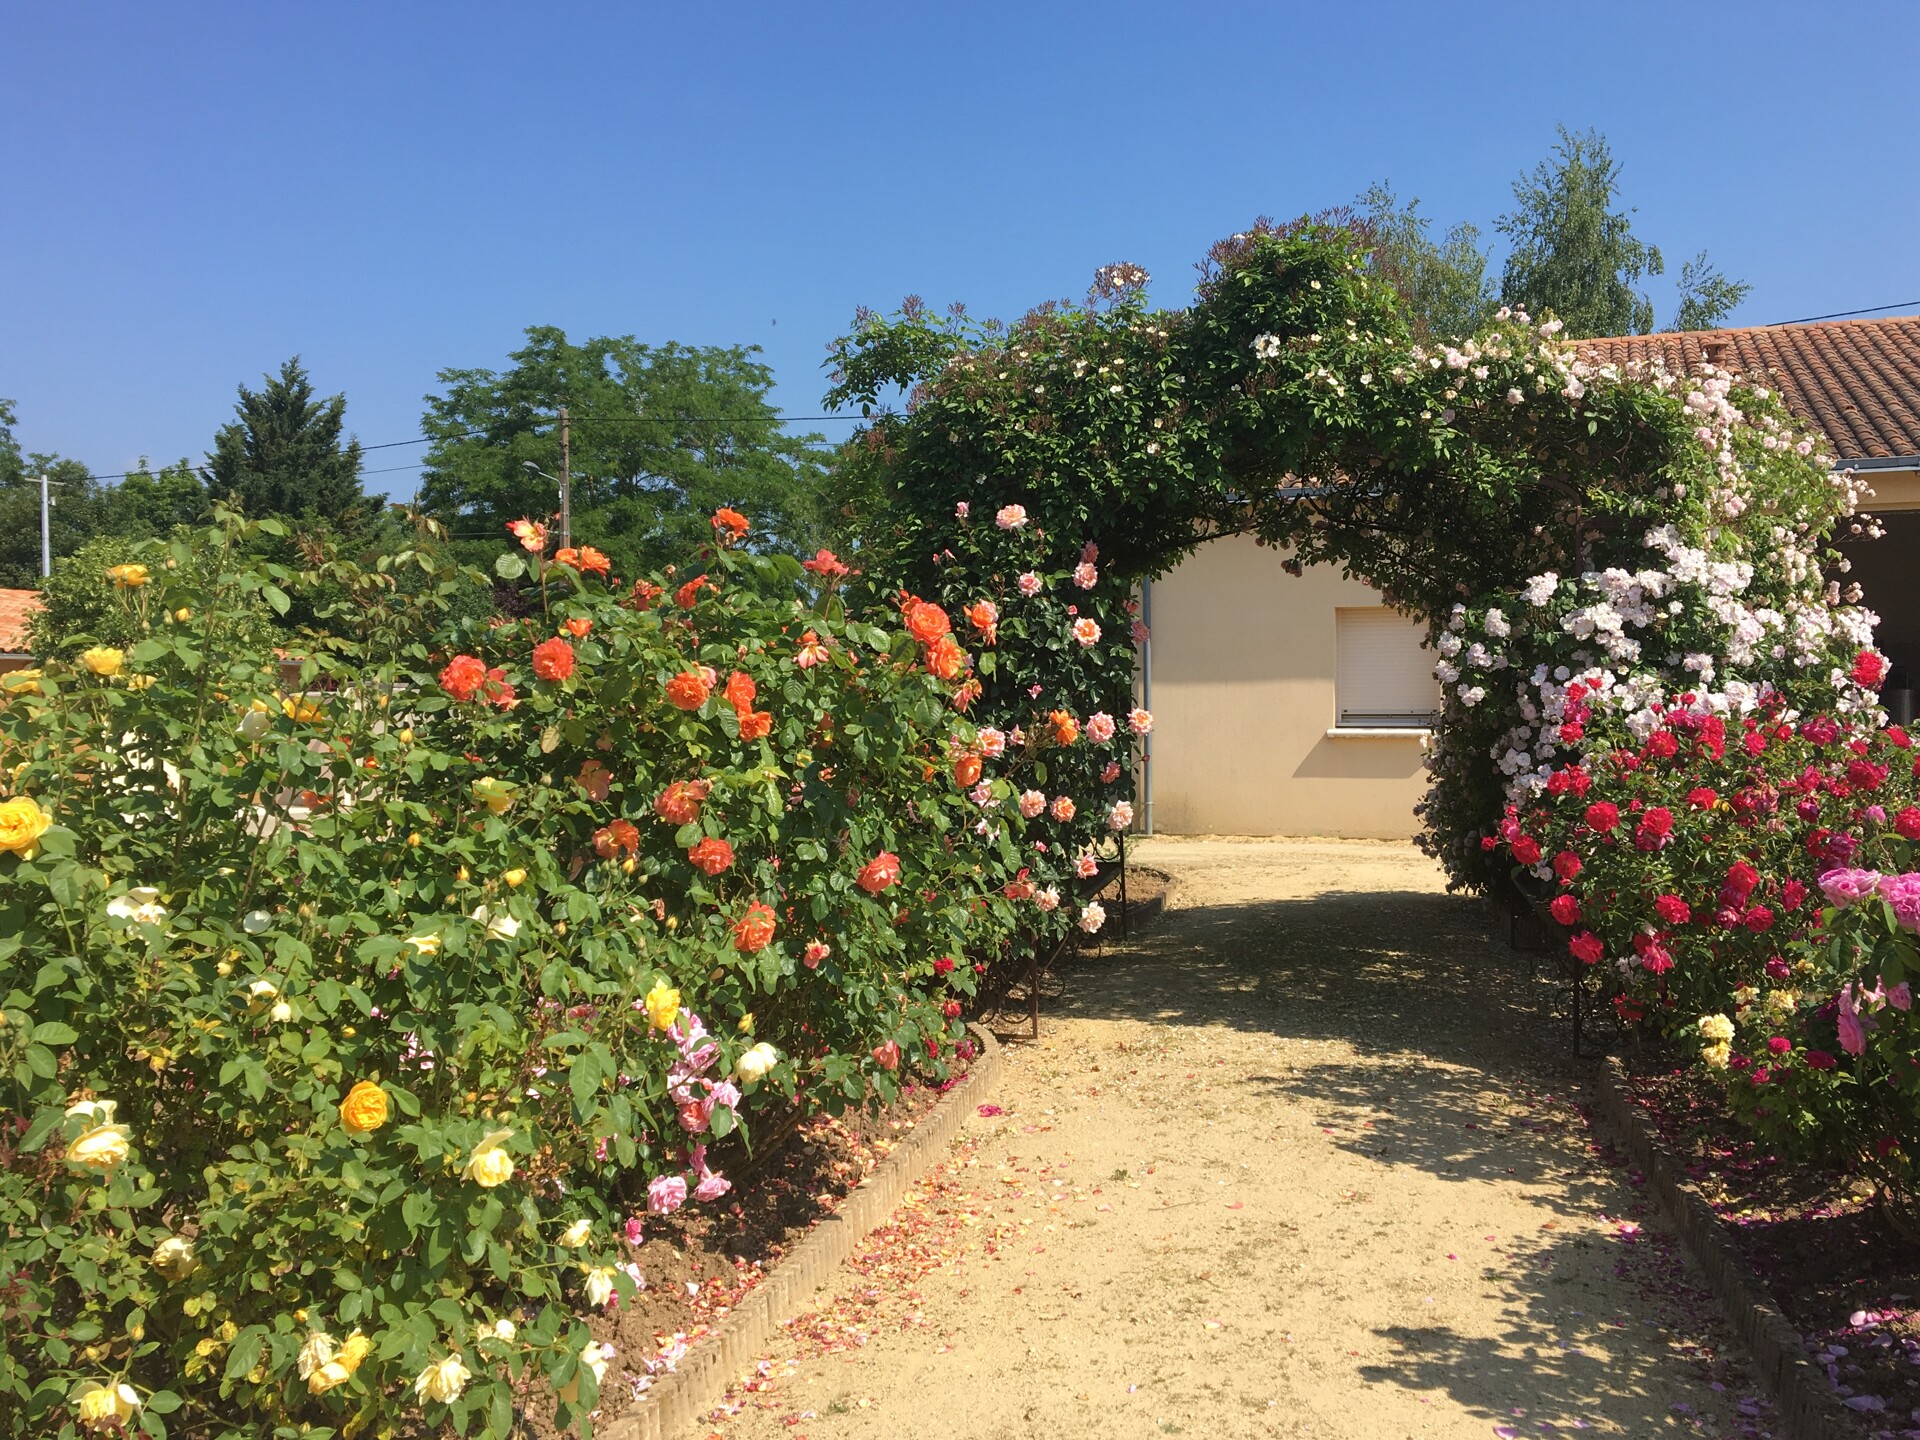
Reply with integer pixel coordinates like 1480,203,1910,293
520,460,570,550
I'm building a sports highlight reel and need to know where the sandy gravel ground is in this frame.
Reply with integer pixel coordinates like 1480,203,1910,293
705,839,1767,1440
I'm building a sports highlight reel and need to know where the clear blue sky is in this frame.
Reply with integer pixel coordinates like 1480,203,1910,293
4,1,1916,495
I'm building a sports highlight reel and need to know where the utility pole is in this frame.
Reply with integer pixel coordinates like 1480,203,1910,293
557,406,571,550
38,474,51,578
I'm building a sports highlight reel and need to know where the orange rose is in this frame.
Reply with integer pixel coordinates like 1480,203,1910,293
731,901,777,953
738,710,773,742
1049,709,1080,746
592,819,640,857
531,637,575,682
577,760,613,802
654,779,712,825
665,671,711,711
710,508,749,542
563,617,593,639
953,753,982,788
925,634,967,681
724,671,757,714
630,579,664,607
902,598,950,645
856,852,901,895
687,836,734,875
675,575,712,609
964,600,998,644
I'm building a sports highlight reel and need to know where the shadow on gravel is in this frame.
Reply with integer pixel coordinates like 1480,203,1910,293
1356,1223,1749,1435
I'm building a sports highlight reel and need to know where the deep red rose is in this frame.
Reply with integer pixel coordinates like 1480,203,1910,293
1549,894,1579,926
1511,835,1542,866
1654,894,1691,925
1804,1050,1837,1070
1553,850,1583,882
1686,787,1718,810
1851,648,1889,688
1742,905,1775,933
1585,802,1620,833
1568,931,1604,965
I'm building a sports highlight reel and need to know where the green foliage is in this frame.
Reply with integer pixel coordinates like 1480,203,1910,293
1672,251,1754,333
110,461,210,536
0,510,1017,1437
206,358,367,528
1494,125,1748,337
1496,126,1665,337
1354,183,1497,341
420,328,830,578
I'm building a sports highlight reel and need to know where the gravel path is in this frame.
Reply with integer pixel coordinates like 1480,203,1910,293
708,839,1768,1439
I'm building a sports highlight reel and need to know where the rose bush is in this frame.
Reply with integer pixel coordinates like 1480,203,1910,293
0,508,1029,1436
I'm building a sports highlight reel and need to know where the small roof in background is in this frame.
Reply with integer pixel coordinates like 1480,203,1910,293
1578,315,1920,464
0,589,41,658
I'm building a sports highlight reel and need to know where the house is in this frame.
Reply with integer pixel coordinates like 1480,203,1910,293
0,588,40,674
1140,315,1920,838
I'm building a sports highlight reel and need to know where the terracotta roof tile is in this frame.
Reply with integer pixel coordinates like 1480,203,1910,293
1575,315,1920,463
0,588,41,657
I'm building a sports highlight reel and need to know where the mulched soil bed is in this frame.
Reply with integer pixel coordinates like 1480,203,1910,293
1615,1054,1920,1435
523,1061,971,1438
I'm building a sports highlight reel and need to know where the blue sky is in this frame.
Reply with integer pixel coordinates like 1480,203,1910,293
4,1,1916,495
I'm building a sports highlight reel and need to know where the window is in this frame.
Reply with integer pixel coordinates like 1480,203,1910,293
1335,607,1440,728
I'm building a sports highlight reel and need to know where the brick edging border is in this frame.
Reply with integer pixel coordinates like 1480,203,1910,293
1589,1057,1857,1440
599,1022,1006,1440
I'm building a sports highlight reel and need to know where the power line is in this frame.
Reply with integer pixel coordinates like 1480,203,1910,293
1767,299,1920,326
74,413,867,483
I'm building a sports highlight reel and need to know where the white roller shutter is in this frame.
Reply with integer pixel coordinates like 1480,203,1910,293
1336,607,1440,727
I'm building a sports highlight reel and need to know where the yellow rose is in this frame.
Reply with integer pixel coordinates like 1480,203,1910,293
0,668,43,698
68,1124,131,1172
470,776,515,815
106,563,150,588
152,1235,198,1281
281,695,325,723
74,1382,141,1431
556,1218,592,1248
339,1080,389,1135
296,1329,336,1381
126,674,156,691
414,1353,472,1406
173,607,192,622
644,979,681,1032
462,1129,515,1187
0,796,52,859
502,868,528,888
80,647,125,678
398,727,414,744
406,933,440,955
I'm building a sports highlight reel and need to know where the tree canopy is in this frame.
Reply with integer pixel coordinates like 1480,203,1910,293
418,327,828,577
206,357,366,527
1495,126,1750,337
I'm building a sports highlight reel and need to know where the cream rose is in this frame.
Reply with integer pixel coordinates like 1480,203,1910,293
75,1382,141,1431
69,1124,131,1172
734,1041,780,1083
462,1129,515,1188
414,1352,472,1406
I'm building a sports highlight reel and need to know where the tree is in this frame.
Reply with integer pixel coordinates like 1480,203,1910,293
206,357,366,527
108,459,208,535
0,398,104,590
1495,126,1748,337
1354,183,1497,340
419,327,828,578
1672,251,1754,333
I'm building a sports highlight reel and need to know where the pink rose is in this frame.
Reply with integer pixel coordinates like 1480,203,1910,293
648,1174,688,1215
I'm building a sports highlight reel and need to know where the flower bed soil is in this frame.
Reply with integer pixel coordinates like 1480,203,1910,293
1617,1054,1920,1434
522,1066,969,1440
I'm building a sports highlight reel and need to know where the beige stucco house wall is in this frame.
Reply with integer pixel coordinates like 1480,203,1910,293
1140,466,1920,841
1141,534,1433,839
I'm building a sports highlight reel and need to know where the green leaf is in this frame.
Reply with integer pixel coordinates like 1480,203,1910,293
262,584,291,616
29,1022,78,1045
494,553,527,580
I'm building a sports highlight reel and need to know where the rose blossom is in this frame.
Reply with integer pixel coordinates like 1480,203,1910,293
1107,801,1133,831
1127,707,1154,735
1078,902,1106,934
1035,886,1060,912
1018,789,1047,819
1072,618,1101,647
1049,795,1076,822
647,1175,688,1215
977,727,1007,758
1879,872,1920,931
1073,561,1098,589
1818,868,1883,908
995,504,1028,530
1018,572,1042,597
1085,712,1116,744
